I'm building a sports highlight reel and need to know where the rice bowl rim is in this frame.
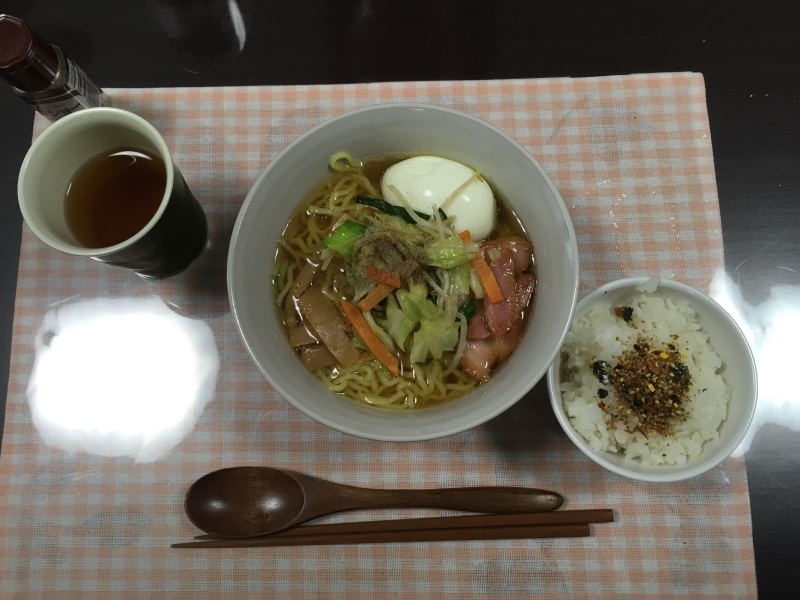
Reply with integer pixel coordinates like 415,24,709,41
546,276,758,482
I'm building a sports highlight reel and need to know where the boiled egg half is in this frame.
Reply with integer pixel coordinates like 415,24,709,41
380,156,496,241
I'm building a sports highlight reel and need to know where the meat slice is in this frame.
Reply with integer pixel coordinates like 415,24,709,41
476,262,534,340
296,288,360,367
481,236,533,275
515,274,535,317
460,320,524,381
466,311,492,340
460,339,495,382
483,248,517,335
493,319,523,362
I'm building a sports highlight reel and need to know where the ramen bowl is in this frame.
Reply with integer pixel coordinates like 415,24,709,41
547,277,757,482
227,104,579,441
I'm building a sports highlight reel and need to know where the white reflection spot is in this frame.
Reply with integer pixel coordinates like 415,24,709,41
261,498,281,511
228,0,246,52
710,269,800,455
27,297,219,462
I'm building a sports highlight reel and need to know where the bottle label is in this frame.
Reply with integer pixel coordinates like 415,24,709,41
23,57,108,120
64,57,105,107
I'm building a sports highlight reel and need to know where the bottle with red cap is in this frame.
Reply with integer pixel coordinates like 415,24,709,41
0,14,109,121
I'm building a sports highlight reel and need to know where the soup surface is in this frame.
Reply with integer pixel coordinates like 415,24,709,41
273,153,536,409
65,146,165,248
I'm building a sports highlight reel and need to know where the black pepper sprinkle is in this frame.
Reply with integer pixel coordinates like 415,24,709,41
598,388,609,399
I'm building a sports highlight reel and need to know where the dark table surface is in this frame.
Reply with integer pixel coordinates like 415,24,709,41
1,1,798,597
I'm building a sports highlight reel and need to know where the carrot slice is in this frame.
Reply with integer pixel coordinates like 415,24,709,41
459,230,503,303
365,264,402,289
340,300,400,377
470,254,504,304
357,283,393,312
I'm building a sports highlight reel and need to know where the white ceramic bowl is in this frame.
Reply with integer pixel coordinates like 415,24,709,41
547,277,757,482
228,104,579,441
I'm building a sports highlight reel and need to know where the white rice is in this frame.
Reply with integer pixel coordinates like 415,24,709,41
559,288,731,465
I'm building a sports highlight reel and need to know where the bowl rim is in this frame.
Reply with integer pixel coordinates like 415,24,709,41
546,276,758,482
227,102,580,440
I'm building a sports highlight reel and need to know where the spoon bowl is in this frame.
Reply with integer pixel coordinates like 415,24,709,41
185,466,565,538
186,467,305,537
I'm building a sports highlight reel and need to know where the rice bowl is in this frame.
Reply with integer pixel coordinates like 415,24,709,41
547,277,757,482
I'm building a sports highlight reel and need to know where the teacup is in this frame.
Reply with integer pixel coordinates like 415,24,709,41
18,107,207,279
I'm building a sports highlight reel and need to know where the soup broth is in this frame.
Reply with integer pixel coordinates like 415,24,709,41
273,153,537,410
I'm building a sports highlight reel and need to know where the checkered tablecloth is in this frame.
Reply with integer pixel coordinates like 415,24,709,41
0,74,756,598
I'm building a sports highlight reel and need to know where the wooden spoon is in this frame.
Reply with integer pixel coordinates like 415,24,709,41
184,467,564,538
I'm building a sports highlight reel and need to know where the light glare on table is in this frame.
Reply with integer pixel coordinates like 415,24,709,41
26,296,219,462
710,269,800,455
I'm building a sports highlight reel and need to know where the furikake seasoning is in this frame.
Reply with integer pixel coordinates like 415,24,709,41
614,305,634,323
591,305,694,438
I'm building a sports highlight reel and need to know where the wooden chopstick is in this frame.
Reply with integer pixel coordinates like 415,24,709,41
173,509,613,549
192,508,613,541
173,523,591,548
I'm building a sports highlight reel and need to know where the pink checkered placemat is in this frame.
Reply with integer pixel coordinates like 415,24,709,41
0,74,755,598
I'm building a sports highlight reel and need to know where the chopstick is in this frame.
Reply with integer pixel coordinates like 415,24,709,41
173,523,591,548
193,508,613,540
172,509,613,549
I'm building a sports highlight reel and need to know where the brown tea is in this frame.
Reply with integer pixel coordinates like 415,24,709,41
64,146,166,248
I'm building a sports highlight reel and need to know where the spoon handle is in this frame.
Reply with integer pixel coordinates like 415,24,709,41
321,485,564,514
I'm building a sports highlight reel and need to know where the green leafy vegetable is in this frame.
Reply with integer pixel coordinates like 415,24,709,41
383,301,416,349
396,288,438,321
449,264,471,298
394,285,461,363
424,236,479,269
322,220,367,259
410,315,460,363
355,195,447,224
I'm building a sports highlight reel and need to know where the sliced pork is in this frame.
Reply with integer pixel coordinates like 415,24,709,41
462,237,535,382
483,248,518,335
467,311,492,340
461,320,524,382
481,236,533,275
515,274,534,315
